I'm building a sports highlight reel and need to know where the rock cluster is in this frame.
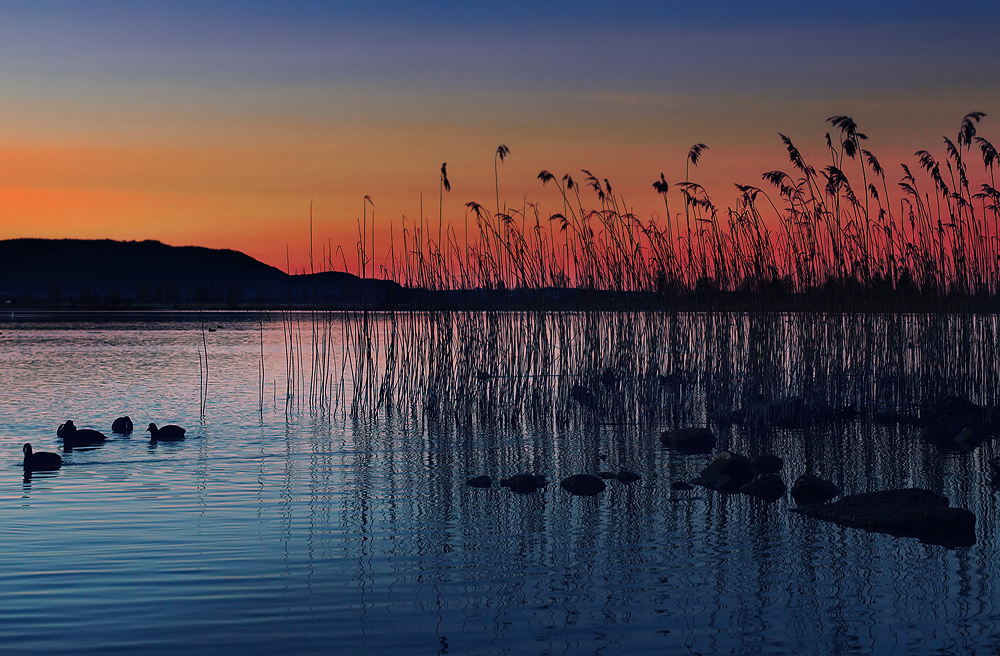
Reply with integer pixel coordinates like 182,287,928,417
791,474,842,506
921,396,1000,448
688,451,787,501
793,488,976,547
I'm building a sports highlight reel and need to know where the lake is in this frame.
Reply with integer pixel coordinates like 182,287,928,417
1,310,998,655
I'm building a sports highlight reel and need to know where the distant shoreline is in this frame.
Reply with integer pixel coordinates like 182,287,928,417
4,237,1000,314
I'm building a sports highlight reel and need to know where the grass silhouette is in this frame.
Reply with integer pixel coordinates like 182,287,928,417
365,113,998,312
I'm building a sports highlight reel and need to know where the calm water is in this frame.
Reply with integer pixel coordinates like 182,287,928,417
1,311,998,655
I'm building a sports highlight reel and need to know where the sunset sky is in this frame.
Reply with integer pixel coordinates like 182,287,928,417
1,1,998,275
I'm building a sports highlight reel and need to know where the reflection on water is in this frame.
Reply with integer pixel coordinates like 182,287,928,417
0,312,998,654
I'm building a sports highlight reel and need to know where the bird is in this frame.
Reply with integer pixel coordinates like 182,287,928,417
23,443,62,471
147,423,186,442
57,421,107,446
111,416,134,434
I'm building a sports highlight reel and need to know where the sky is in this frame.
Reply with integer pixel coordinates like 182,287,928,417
1,1,998,275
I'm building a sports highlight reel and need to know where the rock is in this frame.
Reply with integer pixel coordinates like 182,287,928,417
954,428,978,446
560,474,606,496
921,396,1000,444
793,488,975,547
466,475,492,488
751,453,783,475
615,470,641,484
691,470,736,492
700,452,754,489
500,473,546,494
670,480,695,491
739,474,786,502
660,427,716,454
791,474,842,506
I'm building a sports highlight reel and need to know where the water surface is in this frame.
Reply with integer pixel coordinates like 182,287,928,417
1,311,998,654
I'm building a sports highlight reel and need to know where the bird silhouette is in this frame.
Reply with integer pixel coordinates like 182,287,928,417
23,443,62,471
147,423,186,442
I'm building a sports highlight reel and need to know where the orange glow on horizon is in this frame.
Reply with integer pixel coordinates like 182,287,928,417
2,113,997,280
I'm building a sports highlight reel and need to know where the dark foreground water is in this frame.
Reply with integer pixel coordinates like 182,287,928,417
1,311,998,655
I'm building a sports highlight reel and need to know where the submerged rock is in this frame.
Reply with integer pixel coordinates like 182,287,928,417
699,451,754,489
560,474,606,496
739,473,787,502
660,427,716,454
791,474,842,506
793,488,975,547
751,453,783,475
466,475,492,488
615,470,641,484
691,470,735,492
500,473,546,494
670,480,695,491
921,396,1000,446
598,471,616,479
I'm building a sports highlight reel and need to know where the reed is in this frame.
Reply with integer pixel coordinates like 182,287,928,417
198,313,209,417
273,114,1000,429
370,113,998,308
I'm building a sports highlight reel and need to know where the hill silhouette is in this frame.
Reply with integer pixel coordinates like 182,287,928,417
0,239,402,309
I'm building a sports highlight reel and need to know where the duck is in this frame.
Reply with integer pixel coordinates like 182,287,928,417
111,416,134,434
57,421,107,447
23,443,62,471
147,423,186,442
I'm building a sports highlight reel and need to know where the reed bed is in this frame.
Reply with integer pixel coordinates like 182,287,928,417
277,308,1000,434
381,113,998,307
277,113,1000,427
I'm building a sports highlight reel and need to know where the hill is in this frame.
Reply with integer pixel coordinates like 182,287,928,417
0,239,401,309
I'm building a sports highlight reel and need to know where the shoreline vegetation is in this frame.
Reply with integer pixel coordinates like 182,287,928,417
2,113,999,313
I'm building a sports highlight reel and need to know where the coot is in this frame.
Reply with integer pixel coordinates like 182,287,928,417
147,423,186,442
23,443,63,471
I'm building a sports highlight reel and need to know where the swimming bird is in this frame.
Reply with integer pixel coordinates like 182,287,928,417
57,421,107,446
111,416,133,434
147,423,186,442
23,443,62,471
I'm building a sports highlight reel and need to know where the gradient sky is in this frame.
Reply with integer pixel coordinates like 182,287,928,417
1,1,998,274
